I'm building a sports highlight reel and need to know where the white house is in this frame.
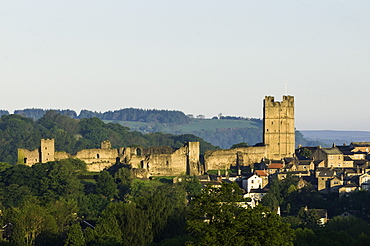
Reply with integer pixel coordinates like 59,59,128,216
241,173,262,192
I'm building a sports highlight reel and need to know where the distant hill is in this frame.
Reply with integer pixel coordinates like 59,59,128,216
104,118,263,149
300,130,370,146
0,112,219,164
9,108,320,149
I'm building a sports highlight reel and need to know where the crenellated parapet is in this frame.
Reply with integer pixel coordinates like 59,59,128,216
263,95,295,160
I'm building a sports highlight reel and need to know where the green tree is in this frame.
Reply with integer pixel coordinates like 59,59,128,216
95,202,151,246
300,148,312,158
96,170,117,200
261,192,280,212
46,199,78,234
231,142,249,148
10,200,58,246
64,223,85,246
187,182,294,245
297,207,321,228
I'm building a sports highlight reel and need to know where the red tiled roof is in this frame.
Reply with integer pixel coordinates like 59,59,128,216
268,163,283,169
255,170,268,177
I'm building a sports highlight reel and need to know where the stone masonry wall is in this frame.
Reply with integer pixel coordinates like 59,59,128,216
204,146,267,171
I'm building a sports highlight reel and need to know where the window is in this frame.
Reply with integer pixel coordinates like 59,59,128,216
136,148,141,156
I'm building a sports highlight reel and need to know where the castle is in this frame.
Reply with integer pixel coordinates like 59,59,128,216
18,95,295,176
204,95,295,171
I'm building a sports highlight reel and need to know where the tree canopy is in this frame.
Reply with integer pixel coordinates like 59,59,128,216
187,182,295,246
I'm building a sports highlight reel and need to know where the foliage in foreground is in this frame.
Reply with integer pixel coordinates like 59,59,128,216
187,183,295,246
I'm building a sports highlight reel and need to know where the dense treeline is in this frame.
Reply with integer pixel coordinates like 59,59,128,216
0,159,200,245
14,109,78,121
0,112,218,164
0,160,296,245
1,157,370,245
0,111,9,118
13,108,191,125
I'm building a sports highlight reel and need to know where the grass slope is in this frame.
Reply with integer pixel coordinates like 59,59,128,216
104,119,259,133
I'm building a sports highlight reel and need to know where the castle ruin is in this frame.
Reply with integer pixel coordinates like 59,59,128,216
18,95,295,176
204,95,295,170
18,139,202,176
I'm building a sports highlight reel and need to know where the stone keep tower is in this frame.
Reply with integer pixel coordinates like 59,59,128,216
186,142,201,175
263,95,295,160
40,138,55,163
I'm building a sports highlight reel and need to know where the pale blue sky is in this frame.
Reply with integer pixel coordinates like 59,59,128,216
1,1,369,131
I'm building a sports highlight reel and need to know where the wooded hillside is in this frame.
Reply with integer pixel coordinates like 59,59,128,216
0,112,218,164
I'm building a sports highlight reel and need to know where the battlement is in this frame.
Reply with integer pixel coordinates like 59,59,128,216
264,95,294,107
263,95,295,159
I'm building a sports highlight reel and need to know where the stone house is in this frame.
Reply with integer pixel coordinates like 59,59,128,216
359,173,370,191
267,162,283,175
312,147,344,168
316,169,335,192
329,176,343,193
254,170,269,189
349,142,370,153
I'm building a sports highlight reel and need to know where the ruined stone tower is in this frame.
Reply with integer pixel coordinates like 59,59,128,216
186,142,201,175
40,139,55,163
263,95,295,160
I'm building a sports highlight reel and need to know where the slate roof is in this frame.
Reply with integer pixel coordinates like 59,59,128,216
283,157,294,164
318,170,335,177
298,160,312,165
249,188,268,194
337,145,353,155
351,142,370,147
241,173,255,179
321,147,343,155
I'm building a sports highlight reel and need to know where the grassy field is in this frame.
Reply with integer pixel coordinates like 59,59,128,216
104,118,259,133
